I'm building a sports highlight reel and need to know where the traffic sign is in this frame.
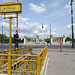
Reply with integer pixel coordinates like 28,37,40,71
14,26,19,31
0,2,22,14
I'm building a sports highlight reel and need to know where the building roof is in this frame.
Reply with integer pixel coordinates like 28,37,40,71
24,36,39,39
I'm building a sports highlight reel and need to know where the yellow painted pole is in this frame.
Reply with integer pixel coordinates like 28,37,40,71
9,18,12,53
37,54,40,75
3,14,18,75
8,18,12,75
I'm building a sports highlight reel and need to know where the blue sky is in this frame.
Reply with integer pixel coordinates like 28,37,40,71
0,0,75,39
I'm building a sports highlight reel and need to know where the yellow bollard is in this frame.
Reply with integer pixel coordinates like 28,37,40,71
4,49,7,70
4,49,7,59
30,46,32,52
22,47,24,54
16,48,18,54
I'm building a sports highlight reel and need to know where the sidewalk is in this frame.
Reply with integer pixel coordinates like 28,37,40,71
46,49,75,75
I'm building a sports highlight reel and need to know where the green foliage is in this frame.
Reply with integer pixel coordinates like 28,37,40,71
22,38,24,43
18,38,22,43
65,37,71,42
45,38,50,43
11,37,15,43
0,34,24,43
39,39,42,42
36,35,39,37
0,34,9,43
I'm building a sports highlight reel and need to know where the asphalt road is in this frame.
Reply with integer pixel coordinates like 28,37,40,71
0,43,75,51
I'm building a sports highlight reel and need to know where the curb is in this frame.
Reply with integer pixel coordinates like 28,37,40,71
40,54,49,75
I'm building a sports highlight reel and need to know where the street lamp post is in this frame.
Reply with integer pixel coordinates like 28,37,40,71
50,23,51,45
69,0,74,48
2,25,3,45
42,24,44,43
15,0,19,48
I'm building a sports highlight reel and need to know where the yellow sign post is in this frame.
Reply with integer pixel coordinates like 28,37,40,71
0,1,22,75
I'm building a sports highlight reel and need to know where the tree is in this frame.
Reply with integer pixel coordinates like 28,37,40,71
18,38,22,43
65,37,71,42
36,35,39,38
45,38,50,43
0,34,9,43
11,37,15,43
22,38,24,43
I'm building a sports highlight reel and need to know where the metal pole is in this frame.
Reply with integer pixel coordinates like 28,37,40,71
3,14,18,75
17,0,18,31
47,37,48,46
50,23,51,45
15,0,19,48
70,0,74,48
2,25,3,45
8,18,12,75
9,18,12,53
42,24,44,43
60,38,62,52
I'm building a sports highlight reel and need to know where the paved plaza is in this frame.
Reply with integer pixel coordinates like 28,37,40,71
0,44,75,75
32,47,75,75
47,50,75,75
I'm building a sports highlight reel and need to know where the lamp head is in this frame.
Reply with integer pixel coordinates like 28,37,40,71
69,0,74,5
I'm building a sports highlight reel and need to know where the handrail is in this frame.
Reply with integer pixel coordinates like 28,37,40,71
0,46,48,75
0,46,32,54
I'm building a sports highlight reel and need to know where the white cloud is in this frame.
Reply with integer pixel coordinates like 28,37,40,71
64,1,75,13
65,24,71,29
52,2,59,8
52,28,57,31
51,32,57,35
19,32,34,38
64,24,75,30
42,28,57,35
33,31,39,34
65,4,70,9
0,16,58,38
0,22,9,28
19,16,29,23
29,3,46,14
40,3,45,7
19,33,26,37
64,3,71,13
3,0,15,2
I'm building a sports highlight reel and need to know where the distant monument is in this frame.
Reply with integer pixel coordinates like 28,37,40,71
50,35,65,44
42,24,44,43
24,35,39,44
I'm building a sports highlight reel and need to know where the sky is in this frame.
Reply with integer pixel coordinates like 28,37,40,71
0,0,75,39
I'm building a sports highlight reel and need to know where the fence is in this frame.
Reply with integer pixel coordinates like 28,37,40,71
0,46,32,55
0,46,48,75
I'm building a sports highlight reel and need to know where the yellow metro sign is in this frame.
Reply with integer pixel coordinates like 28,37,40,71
0,2,22,75
0,2,22,14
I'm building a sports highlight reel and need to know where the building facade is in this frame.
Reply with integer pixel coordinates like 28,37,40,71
51,36,65,44
24,35,39,44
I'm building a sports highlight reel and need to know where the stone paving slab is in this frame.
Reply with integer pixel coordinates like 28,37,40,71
46,51,75,75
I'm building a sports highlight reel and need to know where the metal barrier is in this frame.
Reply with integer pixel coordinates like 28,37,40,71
0,46,32,54
0,46,48,75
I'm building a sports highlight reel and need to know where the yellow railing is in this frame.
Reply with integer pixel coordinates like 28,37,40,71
0,46,32,55
0,46,48,75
